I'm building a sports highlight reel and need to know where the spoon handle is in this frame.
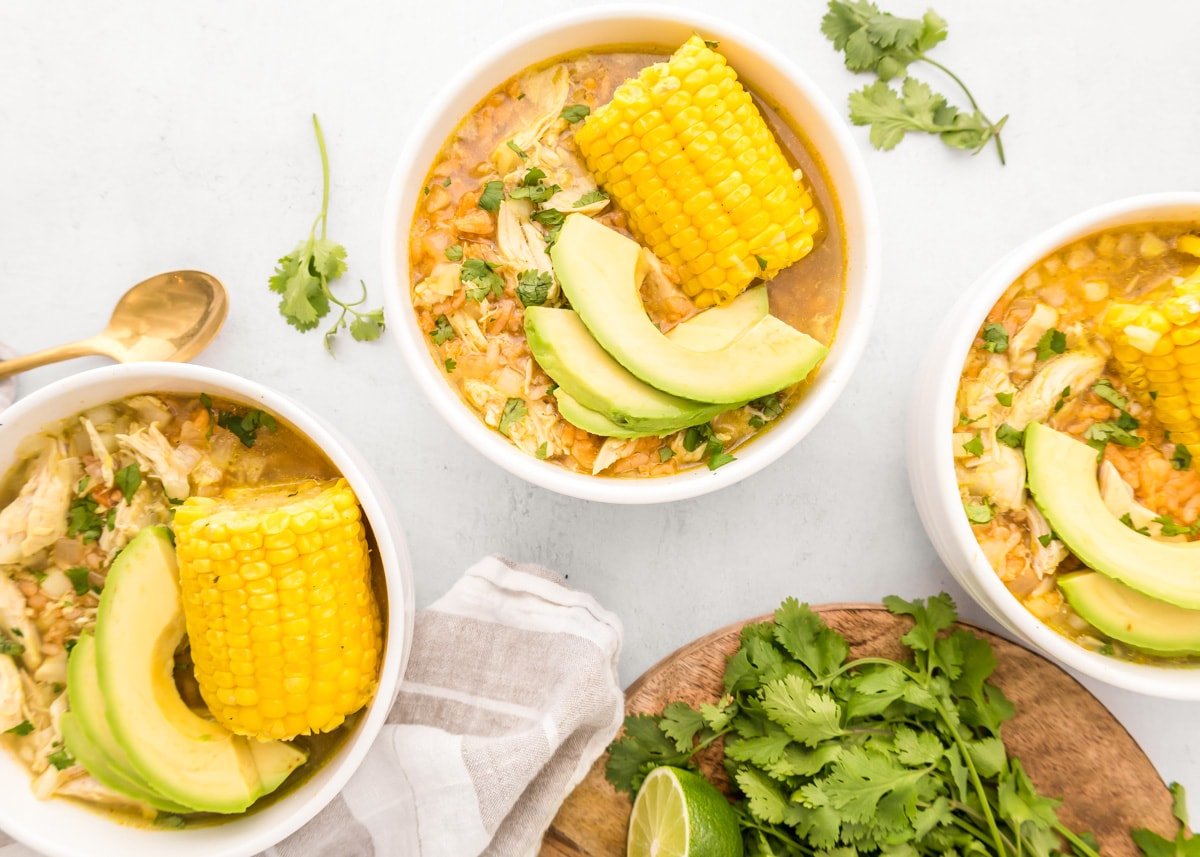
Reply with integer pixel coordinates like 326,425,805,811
0,339,105,380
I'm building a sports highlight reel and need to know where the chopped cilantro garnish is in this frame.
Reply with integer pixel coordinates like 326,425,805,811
114,463,141,503
658,447,675,462
516,270,553,307
444,358,457,372
980,323,1008,353
1153,515,1198,538
64,567,91,597
995,423,1022,448
1120,513,1151,536
477,180,504,212
506,140,528,160
5,720,32,737
0,638,25,657
749,394,784,422
1092,379,1128,411
574,189,608,208
442,177,452,187
1035,328,1067,361
958,413,984,425
498,398,527,437
560,104,590,123
217,409,278,449
445,244,463,262
754,255,768,271
67,496,105,543
962,433,984,457
47,748,75,770
509,168,560,204
1037,533,1053,548
707,448,736,470
683,424,711,453
1085,421,1144,455
1173,444,1193,471
995,391,1013,407
703,38,720,49
431,314,456,344
535,442,549,460
461,259,505,302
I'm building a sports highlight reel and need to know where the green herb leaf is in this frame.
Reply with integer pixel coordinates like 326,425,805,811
216,409,278,449
995,390,1013,407
498,398,527,437
981,323,1009,354
1120,513,1151,537
461,258,505,302
47,748,75,770
1092,379,1129,411
658,447,675,462
1171,444,1193,471
755,254,768,271
0,638,25,657
1084,421,1144,455
113,464,141,503
560,104,590,123
67,496,105,543
1037,533,1053,548
269,115,383,349
64,566,91,597
995,424,1023,448
535,442,548,460
962,433,984,457
478,180,504,212
505,140,528,160
1035,328,1067,361
5,720,33,736
431,314,456,344
508,169,560,204
573,189,608,208
444,358,457,372
444,244,464,262
516,270,553,307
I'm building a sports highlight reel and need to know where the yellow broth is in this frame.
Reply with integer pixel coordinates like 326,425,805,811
408,48,846,477
954,223,1200,662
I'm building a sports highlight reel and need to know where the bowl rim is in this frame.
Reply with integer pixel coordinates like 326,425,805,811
0,362,414,856
923,191,1200,698
380,3,881,504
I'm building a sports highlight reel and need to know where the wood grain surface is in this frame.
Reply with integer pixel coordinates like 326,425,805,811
541,604,1176,857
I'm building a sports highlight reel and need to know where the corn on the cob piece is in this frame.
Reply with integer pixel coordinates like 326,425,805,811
574,36,819,307
1102,265,1200,447
174,479,382,741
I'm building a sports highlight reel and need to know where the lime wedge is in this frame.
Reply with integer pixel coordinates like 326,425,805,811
626,766,743,857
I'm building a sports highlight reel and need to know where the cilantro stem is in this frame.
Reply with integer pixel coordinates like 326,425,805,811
1054,822,1101,857
933,696,1009,856
918,57,1006,164
311,113,330,240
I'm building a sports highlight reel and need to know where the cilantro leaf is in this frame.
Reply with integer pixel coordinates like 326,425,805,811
64,566,91,597
477,180,504,212
516,270,553,307
995,423,1023,448
560,104,590,123
761,674,846,747
430,314,455,344
1092,378,1129,411
5,720,33,737
1035,328,1067,361
962,433,984,457
822,1,1007,163
270,115,383,349
498,398,527,437
659,702,708,753
574,189,608,208
114,463,141,503
67,496,106,543
996,390,1014,407
1172,444,1193,471
47,748,75,770
772,597,849,680
981,322,1009,353
461,258,505,302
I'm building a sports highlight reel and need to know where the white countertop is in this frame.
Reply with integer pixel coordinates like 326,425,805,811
3,0,1198,818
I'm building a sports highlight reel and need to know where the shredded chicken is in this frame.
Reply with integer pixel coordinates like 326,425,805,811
80,418,115,488
1008,303,1059,377
0,440,76,566
960,443,1026,512
98,486,168,562
1097,460,1184,541
1024,502,1068,579
116,425,198,501
0,655,25,732
1006,352,1106,430
0,574,42,670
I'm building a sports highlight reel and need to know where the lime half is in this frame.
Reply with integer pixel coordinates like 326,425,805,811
626,766,743,857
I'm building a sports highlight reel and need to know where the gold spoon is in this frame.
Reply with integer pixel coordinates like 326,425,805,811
0,271,228,380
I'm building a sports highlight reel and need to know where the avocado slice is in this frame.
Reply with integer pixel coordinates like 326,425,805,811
527,288,769,433
1025,422,1200,608
552,390,660,438
64,634,193,813
1059,572,1200,655
95,526,306,814
550,214,828,403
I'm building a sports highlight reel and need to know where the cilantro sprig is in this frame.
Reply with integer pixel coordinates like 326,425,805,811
822,1,1008,163
608,595,1103,856
269,114,384,353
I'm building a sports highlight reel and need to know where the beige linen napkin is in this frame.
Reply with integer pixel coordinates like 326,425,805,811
0,556,624,856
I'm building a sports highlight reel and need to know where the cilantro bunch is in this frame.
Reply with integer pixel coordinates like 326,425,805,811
269,115,385,352
607,594,1104,857
821,1,1008,163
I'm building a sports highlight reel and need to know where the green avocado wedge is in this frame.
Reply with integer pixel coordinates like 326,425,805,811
550,214,827,403
553,390,658,438
1025,422,1200,608
65,634,193,813
95,526,306,814
528,287,769,434
1059,572,1200,656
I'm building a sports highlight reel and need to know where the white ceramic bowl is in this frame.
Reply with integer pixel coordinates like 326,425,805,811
382,5,880,504
908,192,1200,699
0,363,414,857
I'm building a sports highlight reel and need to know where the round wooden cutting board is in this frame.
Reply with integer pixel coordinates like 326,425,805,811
541,604,1177,857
